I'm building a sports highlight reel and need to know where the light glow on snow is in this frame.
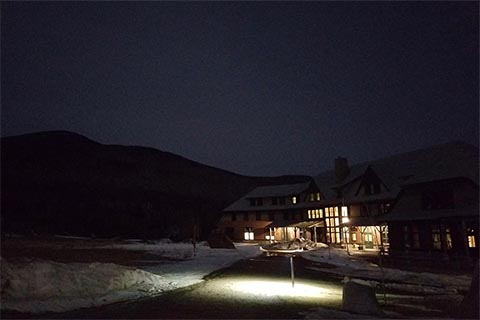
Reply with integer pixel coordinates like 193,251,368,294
231,280,334,299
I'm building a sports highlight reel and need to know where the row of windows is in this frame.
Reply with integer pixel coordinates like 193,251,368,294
235,206,350,222
248,193,323,207
402,224,476,250
231,211,302,221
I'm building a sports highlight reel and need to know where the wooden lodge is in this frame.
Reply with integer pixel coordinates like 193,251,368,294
217,142,479,264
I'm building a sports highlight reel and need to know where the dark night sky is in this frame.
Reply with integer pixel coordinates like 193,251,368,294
1,2,478,176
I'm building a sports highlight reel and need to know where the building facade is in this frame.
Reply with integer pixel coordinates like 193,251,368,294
217,142,479,261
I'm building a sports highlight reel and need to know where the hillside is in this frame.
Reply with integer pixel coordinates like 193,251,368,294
1,131,310,239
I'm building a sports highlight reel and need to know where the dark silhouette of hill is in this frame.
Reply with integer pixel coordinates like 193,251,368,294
1,131,311,239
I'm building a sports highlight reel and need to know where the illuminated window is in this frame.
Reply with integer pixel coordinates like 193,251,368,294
325,206,341,244
316,193,321,201
444,226,452,250
351,233,357,242
244,227,254,240
341,206,348,223
468,236,476,248
308,210,311,219
292,196,297,204
309,193,315,202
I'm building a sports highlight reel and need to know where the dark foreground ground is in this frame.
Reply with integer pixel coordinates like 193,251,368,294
2,254,469,319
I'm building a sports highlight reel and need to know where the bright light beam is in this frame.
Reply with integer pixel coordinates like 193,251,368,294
231,280,335,298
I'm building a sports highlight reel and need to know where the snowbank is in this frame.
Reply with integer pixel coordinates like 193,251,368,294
302,247,471,294
1,242,261,314
1,258,168,313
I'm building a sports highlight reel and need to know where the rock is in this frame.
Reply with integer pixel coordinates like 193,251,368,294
207,230,235,249
342,279,383,316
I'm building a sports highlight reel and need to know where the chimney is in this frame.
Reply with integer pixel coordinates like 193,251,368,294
335,157,350,183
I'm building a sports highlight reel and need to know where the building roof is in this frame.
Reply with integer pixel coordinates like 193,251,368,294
242,182,312,198
223,181,314,212
223,141,479,213
314,141,478,202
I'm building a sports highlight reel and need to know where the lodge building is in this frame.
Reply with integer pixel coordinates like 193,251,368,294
217,141,479,262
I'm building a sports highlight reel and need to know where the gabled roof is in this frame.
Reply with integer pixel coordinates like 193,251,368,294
223,141,478,212
223,181,314,212
243,182,312,198
314,141,478,201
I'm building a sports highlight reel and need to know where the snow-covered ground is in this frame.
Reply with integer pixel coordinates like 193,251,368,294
1,239,473,317
301,246,472,294
1,240,260,314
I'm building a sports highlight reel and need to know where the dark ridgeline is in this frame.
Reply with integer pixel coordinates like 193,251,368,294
0,131,310,240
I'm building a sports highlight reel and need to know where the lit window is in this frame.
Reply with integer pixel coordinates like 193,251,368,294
244,227,254,240
468,236,476,248
265,234,275,241
308,210,312,219
432,225,441,250
341,206,348,223
292,196,297,204
319,209,323,218
316,193,321,201
351,233,357,242
309,193,315,202
444,226,452,250
334,207,339,217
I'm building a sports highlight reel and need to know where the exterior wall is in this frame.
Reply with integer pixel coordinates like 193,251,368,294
217,211,270,241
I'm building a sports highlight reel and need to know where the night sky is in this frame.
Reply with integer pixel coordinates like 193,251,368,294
2,2,478,176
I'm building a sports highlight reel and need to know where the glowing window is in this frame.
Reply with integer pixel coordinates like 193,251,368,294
292,196,297,204
445,227,452,250
341,206,348,217
316,192,321,201
468,236,476,248
334,207,339,217
244,227,254,240
307,210,312,219
351,233,357,242
309,193,315,202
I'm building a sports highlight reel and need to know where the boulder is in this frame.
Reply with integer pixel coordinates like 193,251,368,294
342,279,383,316
207,230,235,249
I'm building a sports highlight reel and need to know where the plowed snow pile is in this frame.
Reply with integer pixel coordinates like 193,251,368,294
1,258,168,313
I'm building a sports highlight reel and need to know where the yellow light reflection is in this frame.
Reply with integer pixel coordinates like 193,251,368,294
231,280,330,298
